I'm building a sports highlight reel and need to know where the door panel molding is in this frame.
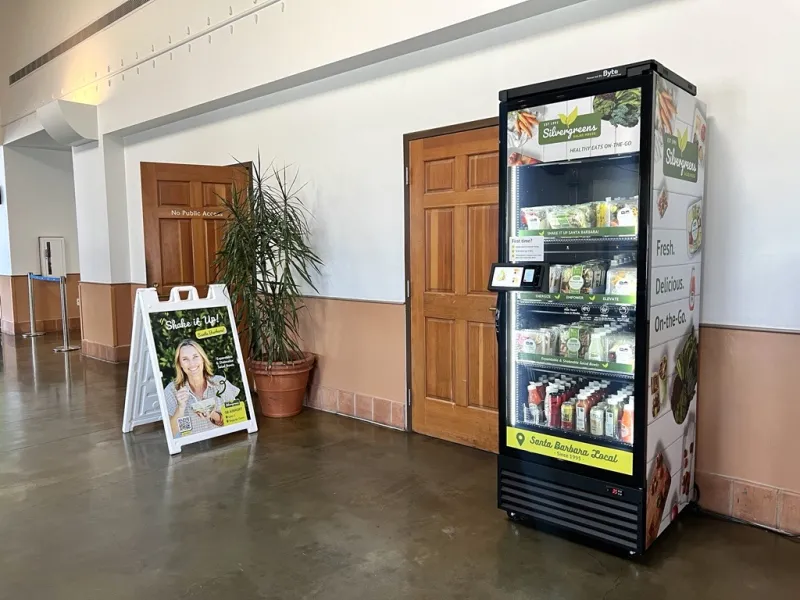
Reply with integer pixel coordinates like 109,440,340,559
405,123,499,452
141,161,249,299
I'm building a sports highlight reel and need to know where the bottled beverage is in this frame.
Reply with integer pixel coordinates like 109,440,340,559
544,386,555,424
590,403,606,436
620,401,634,444
561,401,575,431
576,396,591,433
605,399,622,440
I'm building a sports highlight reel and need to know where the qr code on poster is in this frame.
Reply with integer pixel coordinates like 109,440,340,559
177,416,192,434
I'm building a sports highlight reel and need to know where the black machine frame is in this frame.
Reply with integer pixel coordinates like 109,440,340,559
495,60,696,555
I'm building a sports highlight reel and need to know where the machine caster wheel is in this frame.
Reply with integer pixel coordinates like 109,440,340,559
507,511,524,522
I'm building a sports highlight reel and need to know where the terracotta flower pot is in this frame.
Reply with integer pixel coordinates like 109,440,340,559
249,353,316,418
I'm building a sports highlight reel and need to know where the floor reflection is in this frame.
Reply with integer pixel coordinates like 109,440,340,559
1,334,799,600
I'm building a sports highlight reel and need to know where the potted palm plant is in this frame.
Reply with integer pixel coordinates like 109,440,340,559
216,158,322,418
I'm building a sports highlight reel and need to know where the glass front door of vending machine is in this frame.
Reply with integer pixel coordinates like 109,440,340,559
503,86,646,482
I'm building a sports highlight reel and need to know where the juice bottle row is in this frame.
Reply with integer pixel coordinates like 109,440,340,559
524,375,635,445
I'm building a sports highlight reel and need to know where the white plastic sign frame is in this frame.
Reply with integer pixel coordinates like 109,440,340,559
123,285,258,454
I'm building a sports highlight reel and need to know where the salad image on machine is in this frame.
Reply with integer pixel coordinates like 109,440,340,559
491,61,707,555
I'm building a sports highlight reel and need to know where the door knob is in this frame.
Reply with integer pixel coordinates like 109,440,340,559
489,306,497,312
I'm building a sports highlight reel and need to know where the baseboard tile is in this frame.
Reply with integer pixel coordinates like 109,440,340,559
81,340,130,364
305,385,406,431
2,318,81,336
697,471,800,534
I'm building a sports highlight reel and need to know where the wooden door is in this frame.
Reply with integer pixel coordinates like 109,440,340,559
409,126,500,452
141,162,249,298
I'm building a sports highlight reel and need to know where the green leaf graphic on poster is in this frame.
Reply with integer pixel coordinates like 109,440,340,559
558,113,568,125
566,106,578,126
677,128,688,153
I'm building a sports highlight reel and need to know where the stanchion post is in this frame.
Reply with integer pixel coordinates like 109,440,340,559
22,273,45,338
53,275,79,353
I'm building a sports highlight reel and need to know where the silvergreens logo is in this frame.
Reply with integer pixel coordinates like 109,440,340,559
539,107,602,145
664,128,698,182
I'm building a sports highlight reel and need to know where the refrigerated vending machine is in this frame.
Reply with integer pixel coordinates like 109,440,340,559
491,61,706,555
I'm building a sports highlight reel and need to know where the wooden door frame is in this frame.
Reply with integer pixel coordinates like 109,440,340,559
402,117,497,432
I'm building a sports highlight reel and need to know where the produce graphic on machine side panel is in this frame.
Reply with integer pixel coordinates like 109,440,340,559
646,74,707,549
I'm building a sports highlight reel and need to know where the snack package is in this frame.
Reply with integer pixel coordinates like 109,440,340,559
561,263,605,294
557,324,571,356
596,199,613,227
545,206,573,229
606,267,637,296
597,197,639,227
616,200,638,227
517,330,538,354
561,265,582,294
549,326,563,355
521,206,549,230
564,324,591,359
548,265,567,294
585,260,609,293
608,334,636,365
521,327,561,356
534,329,550,355
570,203,596,229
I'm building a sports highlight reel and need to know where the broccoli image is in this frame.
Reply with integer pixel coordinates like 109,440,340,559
592,93,616,120
592,89,641,128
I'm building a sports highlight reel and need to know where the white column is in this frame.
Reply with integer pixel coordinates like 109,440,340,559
72,134,129,283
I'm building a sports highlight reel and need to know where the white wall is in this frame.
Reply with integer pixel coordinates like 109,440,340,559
0,146,11,274
2,147,80,274
0,0,121,71
0,0,117,126
0,0,588,135
123,0,800,331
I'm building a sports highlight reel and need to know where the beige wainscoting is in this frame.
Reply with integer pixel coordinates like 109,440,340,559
0,274,80,335
78,282,143,362
299,296,407,430
696,325,800,533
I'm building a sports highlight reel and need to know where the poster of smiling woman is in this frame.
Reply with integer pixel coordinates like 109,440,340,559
124,285,258,454
152,307,250,438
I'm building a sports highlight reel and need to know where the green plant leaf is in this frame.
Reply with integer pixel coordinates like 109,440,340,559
214,157,322,366
558,113,568,125
566,106,579,126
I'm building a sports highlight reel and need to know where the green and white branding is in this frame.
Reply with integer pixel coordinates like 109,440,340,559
539,107,602,144
664,128,698,182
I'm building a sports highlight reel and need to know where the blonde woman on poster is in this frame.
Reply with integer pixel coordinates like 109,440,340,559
164,339,241,438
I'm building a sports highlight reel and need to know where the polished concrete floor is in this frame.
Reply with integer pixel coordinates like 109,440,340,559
1,334,799,600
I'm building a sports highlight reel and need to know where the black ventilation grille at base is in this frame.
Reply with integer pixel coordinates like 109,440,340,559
10,0,153,85
499,468,640,551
